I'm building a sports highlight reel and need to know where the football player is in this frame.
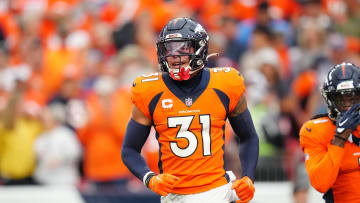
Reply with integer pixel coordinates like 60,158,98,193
121,17,259,203
300,62,360,203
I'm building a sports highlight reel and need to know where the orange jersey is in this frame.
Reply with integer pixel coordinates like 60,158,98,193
131,67,245,194
300,116,360,202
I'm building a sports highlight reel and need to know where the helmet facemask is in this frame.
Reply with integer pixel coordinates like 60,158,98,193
156,17,209,81
157,40,193,80
323,89,360,118
157,38,207,81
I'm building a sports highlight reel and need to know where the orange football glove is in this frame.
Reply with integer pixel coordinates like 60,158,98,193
231,176,255,203
148,173,180,196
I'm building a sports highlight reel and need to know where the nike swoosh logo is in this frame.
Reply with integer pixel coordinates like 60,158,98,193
339,118,348,126
337,127,344,133
305,127,312,132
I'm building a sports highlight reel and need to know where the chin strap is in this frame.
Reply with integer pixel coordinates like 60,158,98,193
170,66,191,81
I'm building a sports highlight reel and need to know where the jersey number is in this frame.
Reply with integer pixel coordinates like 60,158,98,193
141,73,159,82
168,115,211,158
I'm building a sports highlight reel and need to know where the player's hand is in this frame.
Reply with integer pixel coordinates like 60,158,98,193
231,176,255,203
148,173,180,196
336,103,360,135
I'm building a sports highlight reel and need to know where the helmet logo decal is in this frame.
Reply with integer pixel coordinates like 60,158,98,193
166,33,182,39
194,24,205,34
337,80,354,90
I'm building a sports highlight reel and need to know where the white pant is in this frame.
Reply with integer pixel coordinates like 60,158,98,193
161,182,239,203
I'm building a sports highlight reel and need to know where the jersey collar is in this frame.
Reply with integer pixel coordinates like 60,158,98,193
162,68,210,107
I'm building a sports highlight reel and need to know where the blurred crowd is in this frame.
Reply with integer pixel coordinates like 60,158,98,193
0,0,359,202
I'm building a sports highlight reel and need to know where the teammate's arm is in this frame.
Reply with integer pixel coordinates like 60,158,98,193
300,104,360,193
300,128,345,193
228,95,259,202
121,105,179,196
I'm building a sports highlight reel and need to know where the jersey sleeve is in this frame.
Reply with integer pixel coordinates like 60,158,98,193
131,73,161,120
299,120,345,193
131,77,149,119
229,71,245,113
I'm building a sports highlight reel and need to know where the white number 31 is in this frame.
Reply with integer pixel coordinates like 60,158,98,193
168,115,211,158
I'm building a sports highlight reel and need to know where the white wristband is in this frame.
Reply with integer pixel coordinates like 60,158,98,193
143,171,156,186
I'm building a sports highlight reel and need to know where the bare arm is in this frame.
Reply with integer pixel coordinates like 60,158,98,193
132,105,152,126
1,83,25,129
229,95,247,117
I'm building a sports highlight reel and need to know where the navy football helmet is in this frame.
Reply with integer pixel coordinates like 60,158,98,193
321,62,360,120
156,17,209,79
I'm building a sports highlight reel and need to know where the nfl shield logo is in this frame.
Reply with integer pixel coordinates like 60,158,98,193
184,97,193,107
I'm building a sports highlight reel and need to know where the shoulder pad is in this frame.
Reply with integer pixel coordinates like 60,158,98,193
300,116,332,137
132,72,162,88
209,67,245,113
131,72,163,119
310,113,329,120
210,67,237,74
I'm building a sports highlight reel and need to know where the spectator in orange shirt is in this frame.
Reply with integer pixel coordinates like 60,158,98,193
77,75,133,196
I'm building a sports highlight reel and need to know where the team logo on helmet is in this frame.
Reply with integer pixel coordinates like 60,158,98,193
194,24,205,34
337,80,354,90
